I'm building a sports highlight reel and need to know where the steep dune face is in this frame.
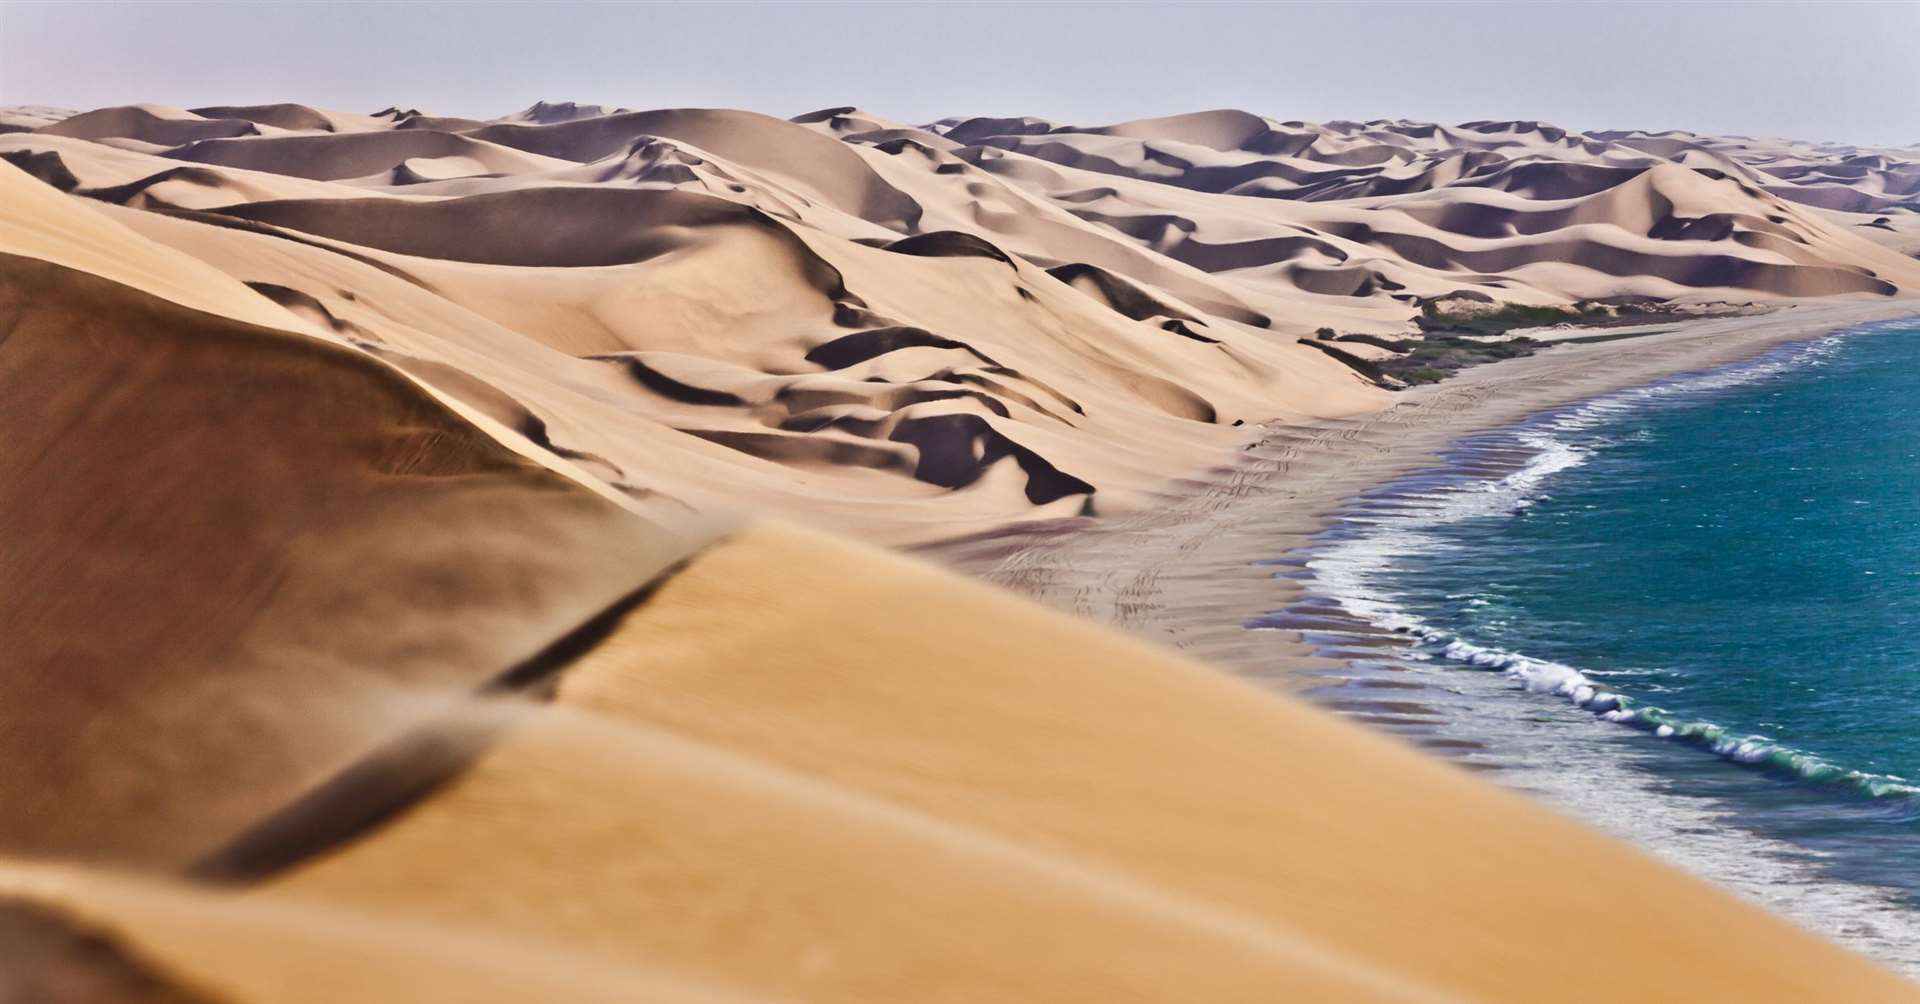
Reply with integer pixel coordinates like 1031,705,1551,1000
8,524,1917,1002
933,112,1920,313
4,101,1920,1000
0,255,713,871
188,103,344,133
468,109,925,230
217,187,812,267
27,101,1920,583
166,129,572,181
157,180,1344,524
8,102,1916,538
0,158,320,328
38,104,266,145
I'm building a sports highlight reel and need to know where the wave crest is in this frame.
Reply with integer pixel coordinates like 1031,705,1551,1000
1307,326,1920,802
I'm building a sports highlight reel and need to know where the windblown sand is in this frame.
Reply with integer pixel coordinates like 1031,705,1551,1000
2,100,1918,999
6,104,1920,540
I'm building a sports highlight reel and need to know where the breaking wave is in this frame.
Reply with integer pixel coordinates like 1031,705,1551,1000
1309,328,1920,801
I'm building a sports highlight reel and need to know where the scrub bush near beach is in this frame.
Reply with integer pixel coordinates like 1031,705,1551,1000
1417,300,1603,336
1320,329,1542,388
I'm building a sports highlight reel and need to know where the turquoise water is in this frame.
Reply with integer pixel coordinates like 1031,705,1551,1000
1282,320,1920,970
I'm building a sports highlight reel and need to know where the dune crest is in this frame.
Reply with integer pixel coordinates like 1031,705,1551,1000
7,524,1916,1001
8,102,1916,537
4,99,1920,999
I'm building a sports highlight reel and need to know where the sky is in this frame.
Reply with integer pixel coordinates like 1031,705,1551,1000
3,1,1917,146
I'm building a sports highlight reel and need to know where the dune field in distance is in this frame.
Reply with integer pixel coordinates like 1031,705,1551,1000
4,98,1920,1001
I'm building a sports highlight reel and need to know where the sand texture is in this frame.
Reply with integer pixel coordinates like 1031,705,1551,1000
4,100,1920,999
6,104,1920,541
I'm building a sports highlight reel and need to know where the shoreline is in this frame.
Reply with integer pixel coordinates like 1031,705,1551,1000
926,295,1920,971
1272,323,1920,973
932,298,1920,685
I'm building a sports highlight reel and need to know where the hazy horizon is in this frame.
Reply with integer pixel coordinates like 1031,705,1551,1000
3,0,1917,146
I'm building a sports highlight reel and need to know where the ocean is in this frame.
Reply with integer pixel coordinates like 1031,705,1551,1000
1269,319,1920,973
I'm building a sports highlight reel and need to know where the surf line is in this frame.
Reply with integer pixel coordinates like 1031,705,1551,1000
1288,325,1920,801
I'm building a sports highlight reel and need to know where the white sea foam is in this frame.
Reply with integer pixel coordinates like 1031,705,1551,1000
1295,326,1920,973
1309,331,1878,766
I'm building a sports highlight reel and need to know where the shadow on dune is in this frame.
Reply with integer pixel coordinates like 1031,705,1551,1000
0,254,711,872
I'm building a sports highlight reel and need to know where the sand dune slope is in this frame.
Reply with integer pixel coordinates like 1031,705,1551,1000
3,100,1920,999
468,109,925,230
6,102,1917,535
0,859,765,1004
0,158,318,329
0,252,714,869
7,524,1912,1002
38,104,268,146
86,167,1376,535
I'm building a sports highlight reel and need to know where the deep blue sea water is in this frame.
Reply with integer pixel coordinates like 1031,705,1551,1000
1274,320,1920,972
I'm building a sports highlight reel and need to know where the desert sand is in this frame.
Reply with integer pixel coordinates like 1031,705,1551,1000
7,104,1920,541
4,100,1920,999
942,298,1920,670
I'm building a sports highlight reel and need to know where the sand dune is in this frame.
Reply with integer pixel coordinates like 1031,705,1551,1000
188,103,346,133
0,105,74,133
7,524,1915,1001
168,128,572,181
4,99,1920,999
0,251,715,870
0,133,367,207
468,109,925,231
12,100,1912,536
39,104,268,145
497,99,631,124
0,158,321,328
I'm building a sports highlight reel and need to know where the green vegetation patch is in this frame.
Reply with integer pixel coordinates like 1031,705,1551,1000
1320,332,1543,391
1416,300,1610,336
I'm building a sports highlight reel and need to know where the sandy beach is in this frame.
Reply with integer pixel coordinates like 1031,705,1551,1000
940,299,1920,679
6,90,1920,1000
